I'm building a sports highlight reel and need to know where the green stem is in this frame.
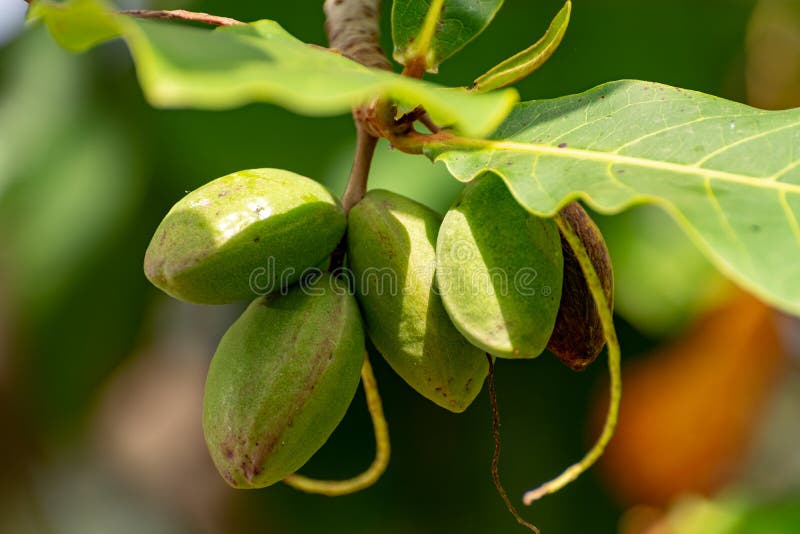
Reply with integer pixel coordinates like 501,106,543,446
401,0,445,77
522,212,622,505
283,355,390,496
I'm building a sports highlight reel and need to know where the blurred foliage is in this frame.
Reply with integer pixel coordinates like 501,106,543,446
652,492,800,534
746,0,800,109
2,1,799,533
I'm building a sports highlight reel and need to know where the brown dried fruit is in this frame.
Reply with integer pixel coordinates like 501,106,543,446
547,202,614,371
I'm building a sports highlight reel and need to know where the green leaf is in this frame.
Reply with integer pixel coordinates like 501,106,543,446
425,80,800,315
28,0,123,52
392,0,503,73
471,0,571,92
28,0,516,138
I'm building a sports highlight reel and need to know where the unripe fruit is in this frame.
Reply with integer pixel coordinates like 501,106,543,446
203,274,364,488
547,202,614,370
347,190,488,413
144,169,346,304
436,174,563,359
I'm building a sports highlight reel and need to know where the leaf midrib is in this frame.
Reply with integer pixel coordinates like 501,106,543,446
442,138,800,194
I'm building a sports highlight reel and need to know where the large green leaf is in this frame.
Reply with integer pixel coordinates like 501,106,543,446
425,80,800,315
392,0,503,72
28,0,516,138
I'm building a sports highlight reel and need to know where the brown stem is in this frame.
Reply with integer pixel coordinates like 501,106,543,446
395,106,427,127
323,0,390,270
341,124,379,213
401,60,426,79
323,0,392,70
418,112,441,133
323,0,390,182
23,1,245,26
378,128,451,154
487,356,541,534
119,10,244,26
328,125,378,270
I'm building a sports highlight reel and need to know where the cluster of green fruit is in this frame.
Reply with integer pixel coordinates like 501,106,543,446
144,168,612,489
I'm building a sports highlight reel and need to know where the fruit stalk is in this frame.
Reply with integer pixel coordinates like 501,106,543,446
283,355,390,495
522,212,622,505
341,125,379,214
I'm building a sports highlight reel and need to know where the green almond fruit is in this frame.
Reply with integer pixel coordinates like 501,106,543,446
436,174,564,359
203,274,365,488
547,202,614,371
347,190,487,413
144,168,346,304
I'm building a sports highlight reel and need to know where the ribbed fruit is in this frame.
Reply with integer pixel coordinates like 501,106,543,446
347,190,487,413
203,274,364,488
145,168,346,304
436,174,563,359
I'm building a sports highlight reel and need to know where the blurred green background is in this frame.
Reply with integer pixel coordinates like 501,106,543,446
1,1,799,533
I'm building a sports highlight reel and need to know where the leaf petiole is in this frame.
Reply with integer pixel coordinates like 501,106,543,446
400,0,445,77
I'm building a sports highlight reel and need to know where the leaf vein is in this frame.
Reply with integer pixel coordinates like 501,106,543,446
473,139,800,194
545,100,665,145
611,114,746,154
604,162,637,195
704,177,754,271
779,190,800,246
693,120,800,167
770,157,800,183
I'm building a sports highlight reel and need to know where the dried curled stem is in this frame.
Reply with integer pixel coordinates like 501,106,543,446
487,356,541,533
23,1,244,26
283,355,390,495
118,10,243,27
